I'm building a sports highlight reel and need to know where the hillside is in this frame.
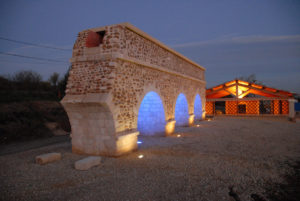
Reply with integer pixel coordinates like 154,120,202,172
0,101,70,144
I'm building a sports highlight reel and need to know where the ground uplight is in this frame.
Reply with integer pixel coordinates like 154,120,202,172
138,155,144,159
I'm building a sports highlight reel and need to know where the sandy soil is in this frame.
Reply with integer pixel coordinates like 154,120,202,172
1,117,300,201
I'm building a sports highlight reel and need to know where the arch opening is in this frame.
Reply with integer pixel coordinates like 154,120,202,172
194,94,202,120
175,93,189,126
137,91,166,136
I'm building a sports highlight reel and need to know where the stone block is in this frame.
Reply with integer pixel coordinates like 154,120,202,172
74,156,102,170
36,153,62,165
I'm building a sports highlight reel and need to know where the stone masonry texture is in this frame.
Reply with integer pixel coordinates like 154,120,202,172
62,23,206,156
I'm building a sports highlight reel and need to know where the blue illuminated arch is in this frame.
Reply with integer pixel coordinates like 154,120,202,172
194,94,202,120
175,93,189,126
137,91,166,136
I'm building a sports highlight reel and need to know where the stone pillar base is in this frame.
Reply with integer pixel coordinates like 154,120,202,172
72,130,139,157
61,94,139,157
202,111,206,120
165,120,176,136
189,114,195,126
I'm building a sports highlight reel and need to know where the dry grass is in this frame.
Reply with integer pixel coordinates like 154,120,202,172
0,117,300,201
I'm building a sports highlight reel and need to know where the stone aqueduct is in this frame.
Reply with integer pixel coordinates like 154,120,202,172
62,23,206,156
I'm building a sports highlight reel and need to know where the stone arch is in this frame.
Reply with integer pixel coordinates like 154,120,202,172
175,93,189,126
194,94,202,120
135,85,168,122
137,91,166,136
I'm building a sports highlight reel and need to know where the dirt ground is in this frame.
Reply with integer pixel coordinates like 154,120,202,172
1,117,300,201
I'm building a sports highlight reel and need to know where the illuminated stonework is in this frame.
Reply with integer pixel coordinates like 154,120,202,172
62,23,206,156
137,91,165,136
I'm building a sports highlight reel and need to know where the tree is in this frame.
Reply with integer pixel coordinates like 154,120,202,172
237,74,263,84
12,70,43,90
13,70,42,83
57,66,71,99
48,72,60,86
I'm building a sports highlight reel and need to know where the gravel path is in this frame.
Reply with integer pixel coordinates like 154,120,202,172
1,117,300,201
0,135,70,156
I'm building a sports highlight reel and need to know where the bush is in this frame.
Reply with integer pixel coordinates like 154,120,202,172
0,101,70,144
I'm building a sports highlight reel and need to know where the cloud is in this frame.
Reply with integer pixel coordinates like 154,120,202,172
230,35,300,44
172,34,300,48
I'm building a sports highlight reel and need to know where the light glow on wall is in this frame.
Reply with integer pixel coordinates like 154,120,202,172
137,91,166,136
165,120,176,135
194,94,202,120
175,93,189,126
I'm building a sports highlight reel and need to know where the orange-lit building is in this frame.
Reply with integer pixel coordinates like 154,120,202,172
206,80,295,116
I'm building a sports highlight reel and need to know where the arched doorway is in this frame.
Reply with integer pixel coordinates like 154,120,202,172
137,91,166,135
194,94,202,120
175,93,189,126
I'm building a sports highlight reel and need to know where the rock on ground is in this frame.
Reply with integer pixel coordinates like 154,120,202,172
74,156,102,170
36,152,62,165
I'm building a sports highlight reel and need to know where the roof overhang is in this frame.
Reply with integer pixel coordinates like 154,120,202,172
206,80,293,99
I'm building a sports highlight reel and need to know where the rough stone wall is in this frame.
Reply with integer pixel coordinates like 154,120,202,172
66,61,115,94
66,23,206,133
112,60,204,132
62,23,206,156
72,25,124,58
122,28,205,81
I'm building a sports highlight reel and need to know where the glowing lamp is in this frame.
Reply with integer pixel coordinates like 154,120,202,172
137,141,142,144
138,155,144,159
177,134,181,138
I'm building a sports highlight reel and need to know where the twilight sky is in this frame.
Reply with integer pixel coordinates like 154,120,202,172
0,0,299,93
